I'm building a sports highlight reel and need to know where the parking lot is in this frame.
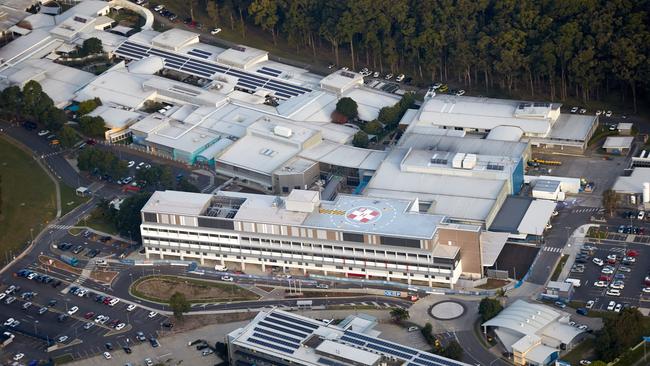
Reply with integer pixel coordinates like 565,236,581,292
0,265,170,364
51,229,138,263
567,240,649,311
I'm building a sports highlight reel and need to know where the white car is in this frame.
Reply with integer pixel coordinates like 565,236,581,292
221,275,234,282
605,110,612,117
578,324,589,331
145,358,154,366
455,89,465,96
606,289,621,296
27,273,37,280
103,351,112,360
607,301,616,311
385,73,393,80
115,323,125,331
395,74,405,82
57,335,69,343
4,285,15,294
596,110,602,116
623,256,636,263
67,306,79,315
38,130,50,136
570,106,579,113
136,162,145,170
594,281,607,288
83,322,94,330
586,300,595,309
606,254,617,261
601,267,614,274
154,5,164,12
580,360,592,365
373,71,380,78
642,287,650,294
127,161,135,168
619,266,631,273
614,303,622,312
148,311,158,318
610,282,624,290
579,108,587,114
95,315,106,323
545,223,552,230
3,318,14,326
13,353,24,361
638,211,645,220
126,304,136,312
210,28,222,35
0,293,5,301
592,258,604,266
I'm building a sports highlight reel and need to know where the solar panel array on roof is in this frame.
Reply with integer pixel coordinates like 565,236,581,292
257,66,282,77
247,337,295,354
318,358,348,366
114,41,312,100
187,48,211,59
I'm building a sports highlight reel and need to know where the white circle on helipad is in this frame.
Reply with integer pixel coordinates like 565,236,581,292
430,301,465,320
345,207,382,224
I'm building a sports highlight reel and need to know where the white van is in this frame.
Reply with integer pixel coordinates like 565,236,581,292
95,259,107,265
214,265,228,272
108,298,120,307
565,278,581,288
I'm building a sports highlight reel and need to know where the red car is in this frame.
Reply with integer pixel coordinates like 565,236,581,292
627,250,640,257
599,275,612,282
103,297,112,305
84,311,95,319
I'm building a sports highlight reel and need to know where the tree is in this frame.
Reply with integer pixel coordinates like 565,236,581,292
352,131,368,148
602,189,617,217
176,178,200,193
77,98,102,116
59,126,79,148
79,115,106,138
389,307,409,323
363,120,383,135
439,340,463,360
335,97,358,119
81,37,103,55
169,292,191,320
595,308,645,362
248,0,280,45
114,192,152,242
41,107,67,131
478,297,503,322
22,80,53,122
0,86,23,120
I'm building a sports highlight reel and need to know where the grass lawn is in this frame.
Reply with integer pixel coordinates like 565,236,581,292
551,254,568,281
562,338,595,364
80,207,118,235
130,275,259,303
0,137,56,265
60,184,90,216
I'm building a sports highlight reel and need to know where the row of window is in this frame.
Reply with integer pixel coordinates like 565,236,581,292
146,247,451,280
143,240,454,273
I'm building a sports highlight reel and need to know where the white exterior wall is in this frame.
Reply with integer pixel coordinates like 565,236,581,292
141,224,459,286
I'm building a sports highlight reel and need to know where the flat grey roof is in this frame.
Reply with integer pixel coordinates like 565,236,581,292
489,196,532,232
548,114,597,141
603,136,634,149
612,168,650,193
399,133,528,160
533,179,561,193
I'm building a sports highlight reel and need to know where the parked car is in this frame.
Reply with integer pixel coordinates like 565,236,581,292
210,28,222,35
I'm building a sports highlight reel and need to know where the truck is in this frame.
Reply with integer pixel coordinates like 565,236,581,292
564,278,581,288
60,255,79,267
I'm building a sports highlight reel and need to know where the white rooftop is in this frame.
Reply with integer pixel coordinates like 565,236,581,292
612,168,650,193
141,190,211,216
415,95,561,135
151,28,199,50
299,140,387,171
87,105,141,129
603,135,634,149
517,199,556,236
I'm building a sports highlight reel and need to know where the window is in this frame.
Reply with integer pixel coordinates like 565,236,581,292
379,236,421,248
282,187,289,193
342,232,364,243
143,212,157,223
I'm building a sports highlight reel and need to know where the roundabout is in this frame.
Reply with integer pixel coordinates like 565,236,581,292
429,300,466,320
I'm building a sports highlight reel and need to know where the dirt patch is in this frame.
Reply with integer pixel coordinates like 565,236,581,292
475,278,510,289
132,275,259,303
39,255,81,275
89,270,118,284
166,312,258,334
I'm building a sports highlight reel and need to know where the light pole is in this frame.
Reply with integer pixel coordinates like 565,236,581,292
34,320,38,335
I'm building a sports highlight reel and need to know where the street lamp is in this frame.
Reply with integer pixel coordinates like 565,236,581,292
34,320,38,335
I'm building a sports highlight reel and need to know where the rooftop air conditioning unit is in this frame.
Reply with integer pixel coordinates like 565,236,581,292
274,125,293,138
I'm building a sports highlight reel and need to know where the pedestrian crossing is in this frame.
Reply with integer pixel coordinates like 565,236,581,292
542,246,563,253
50,224,74,230
609,247,626,254
571,207,603,214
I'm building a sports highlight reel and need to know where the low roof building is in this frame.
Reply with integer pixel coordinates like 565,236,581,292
151,28,199,51
216,44,268,69
603,136,634,150
320,69,364,94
